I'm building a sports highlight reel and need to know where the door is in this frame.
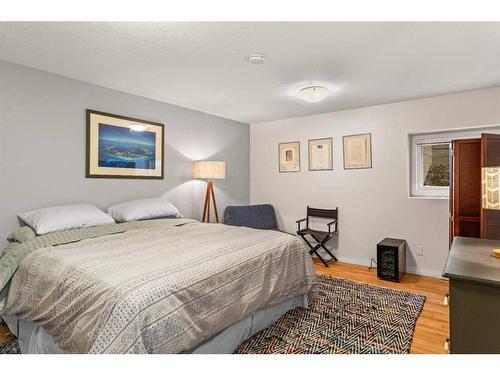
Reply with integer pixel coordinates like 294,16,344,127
480,133,500,239
451,139,482,239
449,141,454,247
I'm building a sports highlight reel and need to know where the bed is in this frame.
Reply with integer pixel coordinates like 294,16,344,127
0,218,315,354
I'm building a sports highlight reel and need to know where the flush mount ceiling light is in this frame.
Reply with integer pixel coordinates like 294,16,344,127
245,52,266,65
297,85,329,103
129,124,147,132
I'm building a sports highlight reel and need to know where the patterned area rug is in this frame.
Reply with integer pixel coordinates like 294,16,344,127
235,276,426,354
0,276,426,355
0,337,20,354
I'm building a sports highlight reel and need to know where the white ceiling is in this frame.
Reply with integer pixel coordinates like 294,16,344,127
1,22,500,124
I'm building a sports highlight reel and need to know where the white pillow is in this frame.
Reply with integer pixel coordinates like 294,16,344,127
107,197,181,223
18,204,115,235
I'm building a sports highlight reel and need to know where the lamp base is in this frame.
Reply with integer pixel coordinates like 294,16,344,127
202,180,219,223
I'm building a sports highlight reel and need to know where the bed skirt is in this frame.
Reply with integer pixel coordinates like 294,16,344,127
3,293,307,354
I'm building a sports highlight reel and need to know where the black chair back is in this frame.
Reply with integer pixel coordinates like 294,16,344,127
307,206,338,220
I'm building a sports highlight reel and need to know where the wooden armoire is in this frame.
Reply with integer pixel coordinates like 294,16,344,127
450,133,500,243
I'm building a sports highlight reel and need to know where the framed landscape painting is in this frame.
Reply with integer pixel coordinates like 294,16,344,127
86,109,164,179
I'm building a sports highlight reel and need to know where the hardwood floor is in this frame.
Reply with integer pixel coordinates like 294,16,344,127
0,320,14,345
314,260,449,354
0,261,449,353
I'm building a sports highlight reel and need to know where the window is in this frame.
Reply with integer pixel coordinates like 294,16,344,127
409,125,500,198
416,142,451,195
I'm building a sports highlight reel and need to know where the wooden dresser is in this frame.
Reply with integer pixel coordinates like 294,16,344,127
443,236,500,353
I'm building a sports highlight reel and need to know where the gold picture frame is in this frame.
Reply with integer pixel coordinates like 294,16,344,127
278,141,300,173
343,133,372,169
308,138,333,171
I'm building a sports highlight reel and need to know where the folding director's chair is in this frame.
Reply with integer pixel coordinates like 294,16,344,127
296,206,339,267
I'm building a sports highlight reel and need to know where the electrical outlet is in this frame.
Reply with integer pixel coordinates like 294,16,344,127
416,246,424,256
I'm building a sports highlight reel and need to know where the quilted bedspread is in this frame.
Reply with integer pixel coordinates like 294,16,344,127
1,220,315,353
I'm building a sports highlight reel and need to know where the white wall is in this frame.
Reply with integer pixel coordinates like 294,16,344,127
250,86,500,277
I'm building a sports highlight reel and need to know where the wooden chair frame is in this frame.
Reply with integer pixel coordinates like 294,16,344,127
296,206,338,267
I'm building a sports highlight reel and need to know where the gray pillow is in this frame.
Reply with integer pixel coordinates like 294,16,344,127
18,204,115,235
108,197,181,223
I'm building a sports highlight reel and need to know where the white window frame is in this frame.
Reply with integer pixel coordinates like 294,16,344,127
409,125,500,199
415,141,451,198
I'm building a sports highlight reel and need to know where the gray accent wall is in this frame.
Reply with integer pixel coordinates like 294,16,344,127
0,60,250,242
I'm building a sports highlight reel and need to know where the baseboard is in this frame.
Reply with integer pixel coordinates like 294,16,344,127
335,255,371,268
314,254,445,279
406,267,445,279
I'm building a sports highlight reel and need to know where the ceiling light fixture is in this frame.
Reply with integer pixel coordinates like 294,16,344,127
129,124,147,132
297,85,329,103
245,53,266,65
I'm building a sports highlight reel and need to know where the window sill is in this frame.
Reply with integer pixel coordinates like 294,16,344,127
408,195,449,200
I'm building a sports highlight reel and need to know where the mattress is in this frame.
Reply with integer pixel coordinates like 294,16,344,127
3,294,307,354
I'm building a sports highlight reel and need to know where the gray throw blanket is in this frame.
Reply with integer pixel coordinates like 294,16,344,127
1,220,315,353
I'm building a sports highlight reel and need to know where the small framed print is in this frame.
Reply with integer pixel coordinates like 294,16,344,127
86,109,164,179
309,138,333,171
278,141,300,173
343,133,372,169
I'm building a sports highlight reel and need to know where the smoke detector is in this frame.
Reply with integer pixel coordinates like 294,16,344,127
245,53,266,64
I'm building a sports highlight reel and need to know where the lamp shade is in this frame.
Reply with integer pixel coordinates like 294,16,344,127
482,166,500,210
193,161,226,179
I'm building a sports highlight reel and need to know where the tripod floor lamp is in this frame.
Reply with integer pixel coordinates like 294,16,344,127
194,160,226,223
